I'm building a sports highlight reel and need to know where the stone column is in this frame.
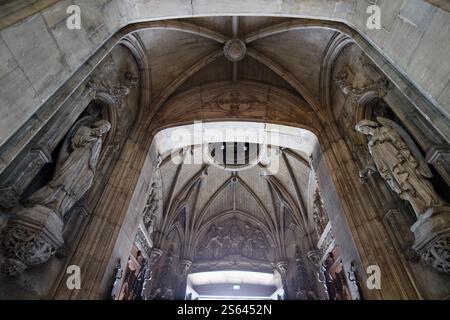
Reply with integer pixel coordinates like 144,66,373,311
275,261,289,300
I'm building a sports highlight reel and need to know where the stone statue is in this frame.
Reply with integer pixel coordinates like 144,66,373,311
0,120,111,275
356,117,444,217
356,117,450,273
26,120,111,218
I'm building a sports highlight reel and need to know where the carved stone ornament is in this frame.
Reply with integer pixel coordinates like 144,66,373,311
0,205,64,275
204,92,266,113
307,250,323,267
224,39,246,62
276,261,289,278
312,189,329,238
317,222,335,253
411,207,450,273
0,187,19,210
195,218,271,261
179,259,193,276
335,70,389,104
356,117,446,217
149,248,163,267
135,227,153,257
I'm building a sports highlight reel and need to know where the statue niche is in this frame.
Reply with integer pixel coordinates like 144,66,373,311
0,120,111,275
356,117,450,273
27,120,111,218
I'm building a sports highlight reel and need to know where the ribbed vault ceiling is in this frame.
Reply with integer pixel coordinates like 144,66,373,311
136,16,337,118
140,16,331,268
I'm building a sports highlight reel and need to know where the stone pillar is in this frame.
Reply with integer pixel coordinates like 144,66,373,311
275,261,289,300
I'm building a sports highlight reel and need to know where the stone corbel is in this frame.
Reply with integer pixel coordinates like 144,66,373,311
0,204,64,275
411,206,450,273
135,226,154,257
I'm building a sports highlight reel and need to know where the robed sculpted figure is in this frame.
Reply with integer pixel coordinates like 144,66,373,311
26,120,111,218
0,119,111,275
356,117,444,217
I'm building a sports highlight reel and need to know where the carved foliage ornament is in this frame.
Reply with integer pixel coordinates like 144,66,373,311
1,227,55,275
421,236,450,273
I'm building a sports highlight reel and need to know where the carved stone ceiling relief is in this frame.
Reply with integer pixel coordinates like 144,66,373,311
195,218,272,262
136,16,336,115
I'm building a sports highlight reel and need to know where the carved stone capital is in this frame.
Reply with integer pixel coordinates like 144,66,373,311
276,261,289,278
179,259,193,276
307,250,323,267
411,206,450,273
149,248,163,267
0,204,64,275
